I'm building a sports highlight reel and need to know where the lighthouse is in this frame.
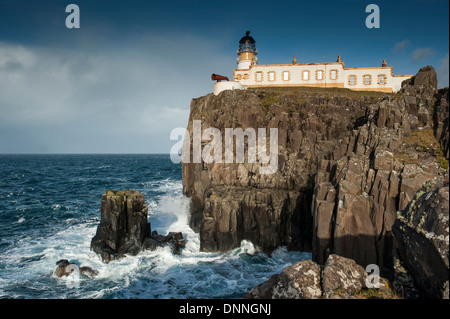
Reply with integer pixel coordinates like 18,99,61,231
233,32,412,92
215,32,413,95
237,31,258,70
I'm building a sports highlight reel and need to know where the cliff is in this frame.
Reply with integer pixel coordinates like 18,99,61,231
393,177,449,298
242,177,449,299
182,65,449,277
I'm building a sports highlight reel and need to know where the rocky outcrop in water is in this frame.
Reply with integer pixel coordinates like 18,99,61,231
243,254,395,299
54,259,98,278
182,65,449,279
90,190,185,263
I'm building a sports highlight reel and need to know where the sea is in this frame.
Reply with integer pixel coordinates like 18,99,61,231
0,154,310,299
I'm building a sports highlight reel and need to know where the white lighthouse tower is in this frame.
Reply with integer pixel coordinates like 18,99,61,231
237,31,258,70
212,31,259,95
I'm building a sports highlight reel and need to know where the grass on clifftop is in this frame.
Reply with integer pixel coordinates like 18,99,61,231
353,287,402,299
250,86,390,99
401,129,449,169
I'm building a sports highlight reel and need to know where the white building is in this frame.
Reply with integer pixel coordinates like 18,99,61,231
214,31,413,95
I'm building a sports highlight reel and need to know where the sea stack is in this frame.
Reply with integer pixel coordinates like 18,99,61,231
91,189,185,263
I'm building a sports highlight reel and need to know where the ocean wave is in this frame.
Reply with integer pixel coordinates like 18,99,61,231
14,217,25,224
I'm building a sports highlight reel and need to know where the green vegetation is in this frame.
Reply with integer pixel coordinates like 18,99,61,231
401,129,449,169
250,86,389,99
353,287,402,299
330,285,402,299
403,129,439,154
393,151,421,166
258,91,304,119
261,93,280,107
439,157,449,170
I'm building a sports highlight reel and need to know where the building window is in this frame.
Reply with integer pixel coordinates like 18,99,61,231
255,71,263,82
378,74,386,85
348,75,356,86
282,71,290,81
302,70,310,81
268,71,276,81
243,73,249,80
363,74,372,85
330,69,338,80
316,70,324,81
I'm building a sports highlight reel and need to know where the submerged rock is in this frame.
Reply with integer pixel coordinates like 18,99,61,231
90,189,184,263
54,259,72,277
143,231,186,255
79,266,99,278
54,259,98,278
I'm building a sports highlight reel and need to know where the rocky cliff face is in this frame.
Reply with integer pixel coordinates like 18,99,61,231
243,178,449,299
393,177,449,298
182,66,449,276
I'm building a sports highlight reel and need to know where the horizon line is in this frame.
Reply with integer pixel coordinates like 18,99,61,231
0,152,172,155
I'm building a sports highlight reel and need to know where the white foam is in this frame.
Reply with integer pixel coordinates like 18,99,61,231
154,179,183,193
15,217,25,223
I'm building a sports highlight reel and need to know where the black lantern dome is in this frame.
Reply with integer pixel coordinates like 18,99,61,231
237,31,257,55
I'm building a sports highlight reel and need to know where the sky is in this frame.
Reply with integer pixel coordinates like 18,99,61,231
0,0,448,154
